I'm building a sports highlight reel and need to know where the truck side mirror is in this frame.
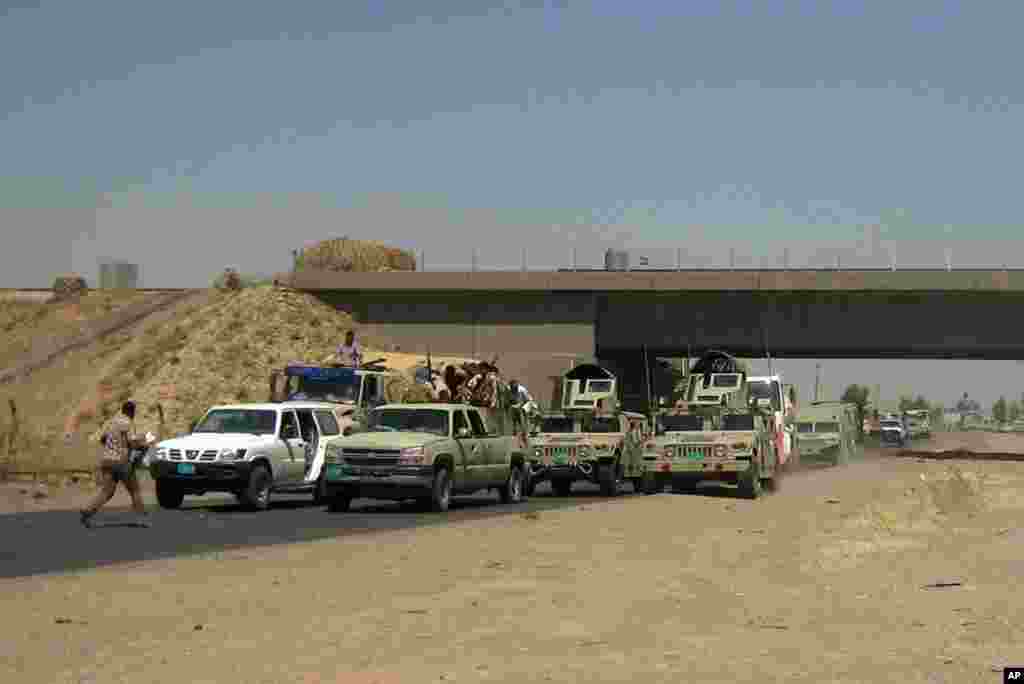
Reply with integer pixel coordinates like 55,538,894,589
456,427,472,439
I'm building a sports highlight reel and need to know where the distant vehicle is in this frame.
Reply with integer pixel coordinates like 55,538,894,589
149,402,348,510
747,374,796,469
878,418,907,447
902,409,931,439
794,402,861,465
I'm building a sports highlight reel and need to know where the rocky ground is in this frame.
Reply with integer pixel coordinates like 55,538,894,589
1,449,1022,683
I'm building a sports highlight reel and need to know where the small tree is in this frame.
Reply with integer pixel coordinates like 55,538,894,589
993,396,1008,424
1008,400,1021,422
841,384,870,441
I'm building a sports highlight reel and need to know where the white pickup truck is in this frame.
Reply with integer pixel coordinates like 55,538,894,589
148,401,347,510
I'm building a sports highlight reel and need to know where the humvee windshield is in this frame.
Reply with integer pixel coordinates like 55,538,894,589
540,416,575,433
583,416,620,433
721,414,755,431
659,415,702,432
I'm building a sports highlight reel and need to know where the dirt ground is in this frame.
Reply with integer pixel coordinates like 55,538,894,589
2,451,1023,684
911,431,1024,455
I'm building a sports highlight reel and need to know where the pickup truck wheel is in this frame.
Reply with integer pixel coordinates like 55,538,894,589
312,472,326,505
327,493,351,513
155,479,184,509
430,468,452,512
499,466,524,504
551,478,572,497
598,463,621,497
240,463,272,511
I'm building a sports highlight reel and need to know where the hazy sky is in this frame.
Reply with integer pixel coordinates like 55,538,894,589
2,0,1023,406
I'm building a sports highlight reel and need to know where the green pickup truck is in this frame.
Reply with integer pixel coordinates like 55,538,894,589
320,402,529,513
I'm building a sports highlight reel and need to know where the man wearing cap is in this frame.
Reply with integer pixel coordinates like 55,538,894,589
80,400,153,528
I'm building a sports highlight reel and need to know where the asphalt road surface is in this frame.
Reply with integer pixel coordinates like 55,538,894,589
0,482,664,580
0,458,848,580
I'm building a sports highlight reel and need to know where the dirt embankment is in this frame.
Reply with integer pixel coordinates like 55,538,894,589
1,453,1022,683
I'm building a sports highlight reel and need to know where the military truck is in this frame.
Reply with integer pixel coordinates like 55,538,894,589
269,363,391,431
793,401,860,466
640,350,779,499
320,401,529,513
527,364,648,497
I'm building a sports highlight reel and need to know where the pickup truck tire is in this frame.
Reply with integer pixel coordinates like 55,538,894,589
312,472,326,505
499,466,524,504
551,478,572,497
240,463,272,511
598,463,621,497
155,479,184,509
327,493,351,513
430,467,452,512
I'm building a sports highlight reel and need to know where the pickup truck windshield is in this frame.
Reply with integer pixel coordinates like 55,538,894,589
194,409,277,435
540,417,575,433
367,408,450,436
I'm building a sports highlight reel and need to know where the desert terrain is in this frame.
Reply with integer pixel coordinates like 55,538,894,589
2,446,1022,684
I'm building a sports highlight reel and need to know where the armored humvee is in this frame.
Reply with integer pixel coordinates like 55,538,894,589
526,364,647,497
793,401,860,466
641,350,779,499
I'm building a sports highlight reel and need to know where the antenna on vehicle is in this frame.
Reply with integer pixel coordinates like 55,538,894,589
642,344,654,417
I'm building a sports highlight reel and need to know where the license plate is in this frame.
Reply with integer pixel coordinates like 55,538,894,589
686,450,704,461
176,463,195,475
326,465,344,479
551,447,569,464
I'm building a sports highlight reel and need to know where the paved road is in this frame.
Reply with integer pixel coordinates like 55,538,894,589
0,482,658,579
0,458,851,580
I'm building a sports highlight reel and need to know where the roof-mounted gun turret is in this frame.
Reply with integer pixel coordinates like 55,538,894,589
684,350,748,412
561,364,619,413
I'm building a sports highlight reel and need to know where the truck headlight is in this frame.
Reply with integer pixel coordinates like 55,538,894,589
218,448,247,460
153,448,167,460
533,447,543,458
398,447,425,465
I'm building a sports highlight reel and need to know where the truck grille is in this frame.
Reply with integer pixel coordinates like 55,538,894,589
168,449,219,462
674,445,714,460
342,448,401,467
542,445,578,464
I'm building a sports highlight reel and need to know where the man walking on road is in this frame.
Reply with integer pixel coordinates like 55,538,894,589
80,400,153,529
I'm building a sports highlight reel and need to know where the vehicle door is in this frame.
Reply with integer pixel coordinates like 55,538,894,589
294,409,321,482
277,409,305,484
467,409,500,485
451,409,481,490
311,409,342,483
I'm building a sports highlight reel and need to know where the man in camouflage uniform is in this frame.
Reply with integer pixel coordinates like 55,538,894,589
80,401,152,528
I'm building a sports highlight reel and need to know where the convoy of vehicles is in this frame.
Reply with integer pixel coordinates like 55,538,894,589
641,351,779,499
527,363,648,496
319,402,528,512
793,401,861,466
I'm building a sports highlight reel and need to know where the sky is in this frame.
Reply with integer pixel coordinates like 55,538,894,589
2,0,1023,406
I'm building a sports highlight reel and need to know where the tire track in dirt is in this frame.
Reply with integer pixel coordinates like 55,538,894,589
0,290,207,387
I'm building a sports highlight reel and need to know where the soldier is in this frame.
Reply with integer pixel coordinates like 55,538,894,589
336,330,363,367
80,400,152,528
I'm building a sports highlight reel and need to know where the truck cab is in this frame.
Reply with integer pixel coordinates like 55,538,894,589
270,364,389,431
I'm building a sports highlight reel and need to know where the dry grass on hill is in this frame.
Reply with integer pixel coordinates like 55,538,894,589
0,290,150,369
87,286,388,442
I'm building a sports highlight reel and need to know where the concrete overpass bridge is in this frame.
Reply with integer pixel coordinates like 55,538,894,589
283,268,1024,410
